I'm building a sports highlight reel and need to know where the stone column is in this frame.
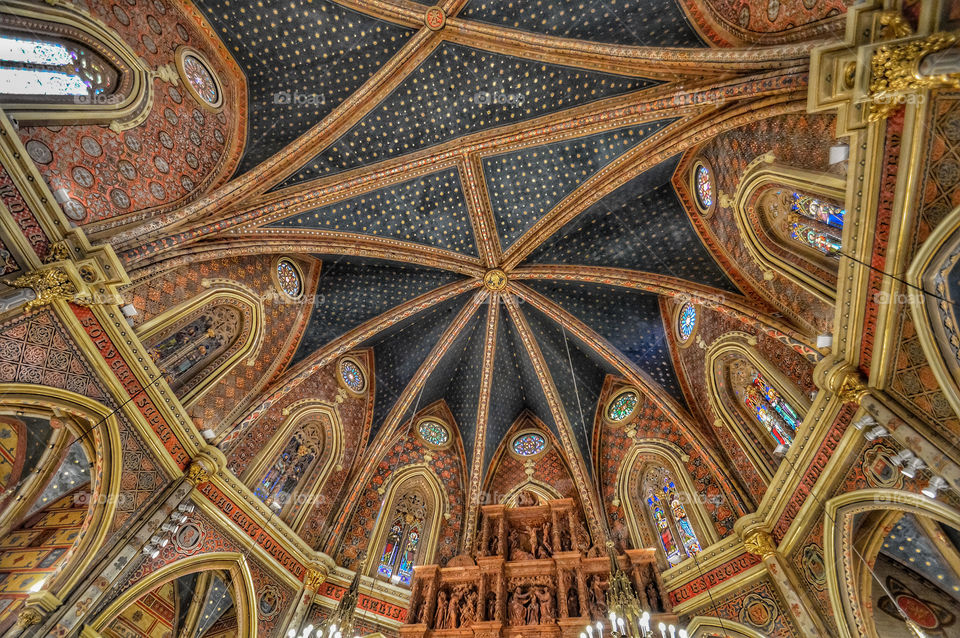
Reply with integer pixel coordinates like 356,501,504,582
284,565,328,636
557,569,569,618
743,530,823,638
479,513,491,557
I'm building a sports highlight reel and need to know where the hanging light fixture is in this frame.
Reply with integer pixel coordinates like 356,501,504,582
308,553,367,638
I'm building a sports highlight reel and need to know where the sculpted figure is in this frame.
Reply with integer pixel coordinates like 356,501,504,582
525,587,540,625
588,576,607,619
526,524,541,558
575,520,592,555
645,580,662,613
435,590,448,629
508,586,529,626
517,490,538,507
488,531,500,556
560,528,572,552
461,590,478,627
535,586,555,623
566,586,580,617
447,587,462,629
540,521,553,557
486,591,497,621
509,528,533,561
611,518,630,553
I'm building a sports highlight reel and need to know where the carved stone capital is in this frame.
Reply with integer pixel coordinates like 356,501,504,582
743,530,777,558
16,607,43,628
185,462,210,486
305,566,329,591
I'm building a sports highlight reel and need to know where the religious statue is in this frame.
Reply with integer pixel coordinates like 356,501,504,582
447,587,463,629
645,579,663,613
539,521,553,558
485,591,497,621
575,520,592,555
566,586,580,617
525,587,540,625
435,590,448,629
487,530,500,556
535,586,555,623
517,490,538,507
525,524,542,559
460,589,478,628
611,518,630,553
508,586,530,626
588,576,608,619
560,528,572,552
508,528,533,561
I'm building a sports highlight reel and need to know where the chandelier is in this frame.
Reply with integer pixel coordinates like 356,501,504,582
290,554,367,638
579,542,687,638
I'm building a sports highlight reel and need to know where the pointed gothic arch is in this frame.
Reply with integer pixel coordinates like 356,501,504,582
616,442,719,569
241,400,344,529
824,489,960,638
86,552,257,638
367,465,447,587
0,384,122,626
0,0,158,130
733,153,847,303
136,281,264,407
685,616,768,637
705,332,811,483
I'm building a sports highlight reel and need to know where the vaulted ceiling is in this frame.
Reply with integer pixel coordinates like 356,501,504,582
123,0,814,517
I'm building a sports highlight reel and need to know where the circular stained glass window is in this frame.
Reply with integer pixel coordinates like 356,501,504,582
512,433,546,457
678,302,697,343
276,259,302,298
182,53,219,106
607,390,639,422
339,358,365,394
695,164,713,210
418,420,450,447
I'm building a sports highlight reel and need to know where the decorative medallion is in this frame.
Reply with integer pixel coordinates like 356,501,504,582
801,544,826,591
275,258,303,299
878,576,955,630
512,432,547,457
176,48,223,110
862,443,904,489
484,269,508,292
258,584,282,620
417,419,451,448
424,6,446,30
739,592,778,633
606,388,640,423
338,357,367,395
677,302,697,345
175,521,203,551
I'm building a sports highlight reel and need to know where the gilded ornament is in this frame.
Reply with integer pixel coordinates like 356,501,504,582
869,31,960,121
16,608,42,627
306,566,329,590
11,268,82,312
743,530,777,558
877,12,913,39
42,240,71,264
424,7,446,30
837,371,868,404
483,269,508,292
186,463,210,485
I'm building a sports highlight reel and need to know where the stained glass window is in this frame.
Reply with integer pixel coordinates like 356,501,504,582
512,433,546,457
695,164,713,209
276,259,302,298
377,493,426,586
792,193,844,229
0,33,118,100
607,390,639,422
644,467,700,565
147,305,241,391
790,219,842,257
678,302,697,342
418,420,449,447
254,422,323,510
730,359,798,450
339,359,365,393
182,53,218,106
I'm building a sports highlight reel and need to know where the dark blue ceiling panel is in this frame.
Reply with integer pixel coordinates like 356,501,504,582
364,292,475,439
526,155,740,293
483,306,532,472
524,279,684,403
194,0,415,177
277,43,657,185
266,168,478,257
484,120,676,249
437,308,488,464
501,306,561,439
518,302,616,475
290,257,465,366
459,0,706,47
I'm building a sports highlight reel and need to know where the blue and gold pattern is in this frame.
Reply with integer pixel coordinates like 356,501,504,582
459,0,705,47
267,168,479,257
194,0,415,176
277,43,657,184
483,120,676,249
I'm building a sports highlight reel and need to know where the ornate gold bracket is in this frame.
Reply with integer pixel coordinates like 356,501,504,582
305,565,329,591
869,31,960,121
743,530,777,558
10,267,87,313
